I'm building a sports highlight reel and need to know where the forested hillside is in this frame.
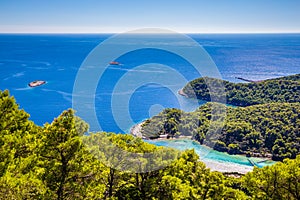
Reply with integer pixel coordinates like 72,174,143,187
182,74,300,106
141,102,300,161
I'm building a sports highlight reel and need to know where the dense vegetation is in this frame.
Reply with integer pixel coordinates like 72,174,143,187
1,90,300,199
182,74,300,106
141,102,300,161
0,90,248,199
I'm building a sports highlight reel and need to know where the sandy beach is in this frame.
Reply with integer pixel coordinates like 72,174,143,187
203,159,253,174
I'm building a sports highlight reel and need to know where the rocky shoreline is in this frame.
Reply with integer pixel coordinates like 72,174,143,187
130,122,145,139
178,88,189,98
130,121,192,140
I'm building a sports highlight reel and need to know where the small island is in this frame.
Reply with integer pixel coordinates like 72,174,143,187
28,80,46,87
109,61,121,65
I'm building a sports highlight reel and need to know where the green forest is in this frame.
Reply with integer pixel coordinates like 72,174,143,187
147,73,300,160
1,89,300,199
182,74,300,106
141,102,300,161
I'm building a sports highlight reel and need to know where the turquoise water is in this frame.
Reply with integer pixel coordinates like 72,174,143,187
147,139,276,168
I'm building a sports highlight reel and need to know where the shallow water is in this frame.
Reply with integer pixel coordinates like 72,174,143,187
147,139,276,172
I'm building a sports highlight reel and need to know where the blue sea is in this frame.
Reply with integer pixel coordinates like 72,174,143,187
0,33,299,171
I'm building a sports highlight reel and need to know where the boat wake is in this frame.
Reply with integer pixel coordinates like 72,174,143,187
14,87,32,91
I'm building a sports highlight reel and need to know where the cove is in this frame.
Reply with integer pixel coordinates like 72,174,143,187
145,139,276,174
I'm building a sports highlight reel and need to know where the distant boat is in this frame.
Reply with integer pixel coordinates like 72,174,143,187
28,80,46,87
109,61,120,65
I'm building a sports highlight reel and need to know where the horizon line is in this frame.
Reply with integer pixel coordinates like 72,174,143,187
0,31,300,34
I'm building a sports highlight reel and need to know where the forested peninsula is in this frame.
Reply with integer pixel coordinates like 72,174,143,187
181,74,300,106
1,89,300,199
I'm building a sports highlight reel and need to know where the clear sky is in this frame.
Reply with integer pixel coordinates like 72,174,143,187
0,0,299,33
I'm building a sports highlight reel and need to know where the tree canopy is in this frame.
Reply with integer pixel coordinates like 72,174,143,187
182,74,300,106
141,102,300,161
1,90,299,199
